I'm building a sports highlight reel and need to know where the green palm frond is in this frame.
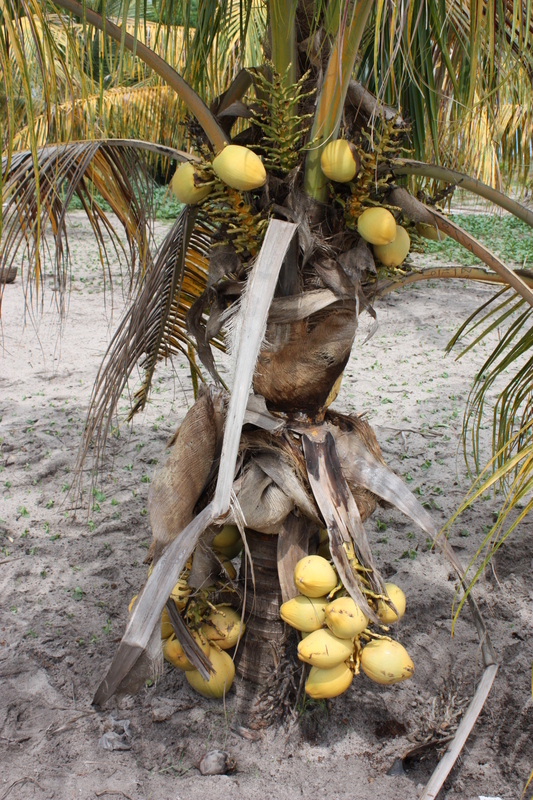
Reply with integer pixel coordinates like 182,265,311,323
447,288,533,476
443,284,533,619
441,418,533,625
356,0,533,189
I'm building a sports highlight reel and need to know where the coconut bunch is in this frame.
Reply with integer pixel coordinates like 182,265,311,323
281,555,413,700
129,527,245,699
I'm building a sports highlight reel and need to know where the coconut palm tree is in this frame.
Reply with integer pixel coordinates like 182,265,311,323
2,2,533,796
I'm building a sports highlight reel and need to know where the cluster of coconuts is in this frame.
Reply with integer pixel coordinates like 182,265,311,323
280,554,414,700
128,524,245,699
320,139,446,265
171,144,267,205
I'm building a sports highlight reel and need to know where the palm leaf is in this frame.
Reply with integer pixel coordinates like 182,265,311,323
12,86,189,176
443,276,533,623
0,139,190,310
74,206,222,489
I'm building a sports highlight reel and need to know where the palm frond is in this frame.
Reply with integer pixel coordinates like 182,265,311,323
441,419,533,623
74,207,218,489
443,280,533,617
447,288,533,475
357,0,533,190
0,139,189,311
12,86,189,176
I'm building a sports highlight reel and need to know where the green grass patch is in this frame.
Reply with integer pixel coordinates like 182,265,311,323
424,214,533,267
65,184,184,221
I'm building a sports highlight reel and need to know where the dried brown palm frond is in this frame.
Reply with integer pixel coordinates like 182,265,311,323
74,206,221,493
0,139,186,313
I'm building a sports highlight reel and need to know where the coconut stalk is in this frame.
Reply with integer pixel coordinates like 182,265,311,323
374,266,533,298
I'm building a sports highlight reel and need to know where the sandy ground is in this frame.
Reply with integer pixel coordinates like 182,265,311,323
1,212,532,800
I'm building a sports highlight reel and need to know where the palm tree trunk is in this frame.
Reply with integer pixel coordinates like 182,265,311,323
235,530,287,684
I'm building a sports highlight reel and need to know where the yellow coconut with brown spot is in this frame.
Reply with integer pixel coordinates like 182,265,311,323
360,639,414,685
293,555,338,598
171,161,211,205
305,662,354,699
297,628,354,669
202,606,245,650
280,595,328,632
325,596,369,639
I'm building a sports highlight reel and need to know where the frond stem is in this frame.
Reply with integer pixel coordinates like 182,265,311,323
391,159,533,230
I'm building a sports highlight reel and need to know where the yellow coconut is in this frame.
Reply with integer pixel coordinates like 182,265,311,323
163,629,211,671
202,606,245,650
169,579,191,610
212,145,266,191
297,628,354,669
186,648,235,698
305,662,354,700
416,222,447,241
325,597,369,639
293,555,338,598
357,207,397,246
212,524,241,550
171,161,211,205
320,140,360,183
360,639,414,685
160,607,175,640
280,595,328,632
377,583,406,624
373,225,410,267
213,539,243,560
